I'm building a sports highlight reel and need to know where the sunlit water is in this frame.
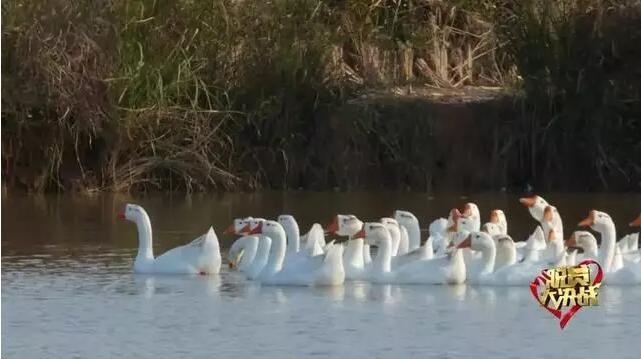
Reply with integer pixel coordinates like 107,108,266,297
3,192,641,358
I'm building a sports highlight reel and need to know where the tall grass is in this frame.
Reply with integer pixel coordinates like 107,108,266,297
494,0,641,190
2,0,639,192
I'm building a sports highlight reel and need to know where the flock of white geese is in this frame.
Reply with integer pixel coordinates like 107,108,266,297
118,195,641,286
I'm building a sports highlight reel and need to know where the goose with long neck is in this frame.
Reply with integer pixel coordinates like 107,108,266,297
456,231,496,283
380,217,402,256
278,215,300,254
326,214,366,280
579,210,618,272
251,220,345,286
520,195,564,241
428,217,449,255
448,215,481,266
119,204,221,274
226,217,258,271
355,223,394,282
394,210,422,251
519,195,549,222
279,214,327,268
578,210,641,284
228,234,258,272
240,218,272,280
327,214,371,263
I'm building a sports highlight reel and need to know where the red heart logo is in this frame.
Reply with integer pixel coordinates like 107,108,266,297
530,259,603,329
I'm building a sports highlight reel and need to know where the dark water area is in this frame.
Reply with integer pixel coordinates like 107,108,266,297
2,192,641,358
2,192,640,254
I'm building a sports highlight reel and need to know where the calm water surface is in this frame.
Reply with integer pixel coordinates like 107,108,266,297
2,192,641,358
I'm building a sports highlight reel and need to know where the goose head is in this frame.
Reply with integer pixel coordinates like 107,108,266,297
578,210,614,233
481,222,502,236
277,214,299,234
241,218,266,234
489,209,505,225
565,231,598,252
495,235,516,253
456,231,494,252
224,217,253,235
325,214,363,237
355,222,390,246
519,195,549,221
448,216,475,233
380,217,400,228
461,203,480,218
248,219,284,237
630,213,641,228
118,203,147,223
394,210,419,228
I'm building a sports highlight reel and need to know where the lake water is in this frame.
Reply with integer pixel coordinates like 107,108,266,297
2,192,641,358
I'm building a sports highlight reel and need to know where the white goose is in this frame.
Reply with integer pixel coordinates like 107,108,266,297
455,231,496,284
577,210,641,285
393,210,421,251
326,214,367,280
240,218,272,280
428,217,449,255
252,220,345,286
357,222,466,284
395,210,435,259
519,195,564,241
475,226,564,286
300,223,327,256
226,218,259,272
119,204,221,275
278,215,325,266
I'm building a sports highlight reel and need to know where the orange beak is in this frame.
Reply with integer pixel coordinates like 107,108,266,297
325,216,339,235
457,234,472,249
461,203,472,217
223,223,236,235
519,197,536,208
117,212,126,220
578,210,595,227
630,214,641,227
353,226,366,239
248,222,262,235
489,210,499,224
239,223,251,235
565,233,577,248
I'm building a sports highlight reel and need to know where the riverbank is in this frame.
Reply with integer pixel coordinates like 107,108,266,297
2,1,640,193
